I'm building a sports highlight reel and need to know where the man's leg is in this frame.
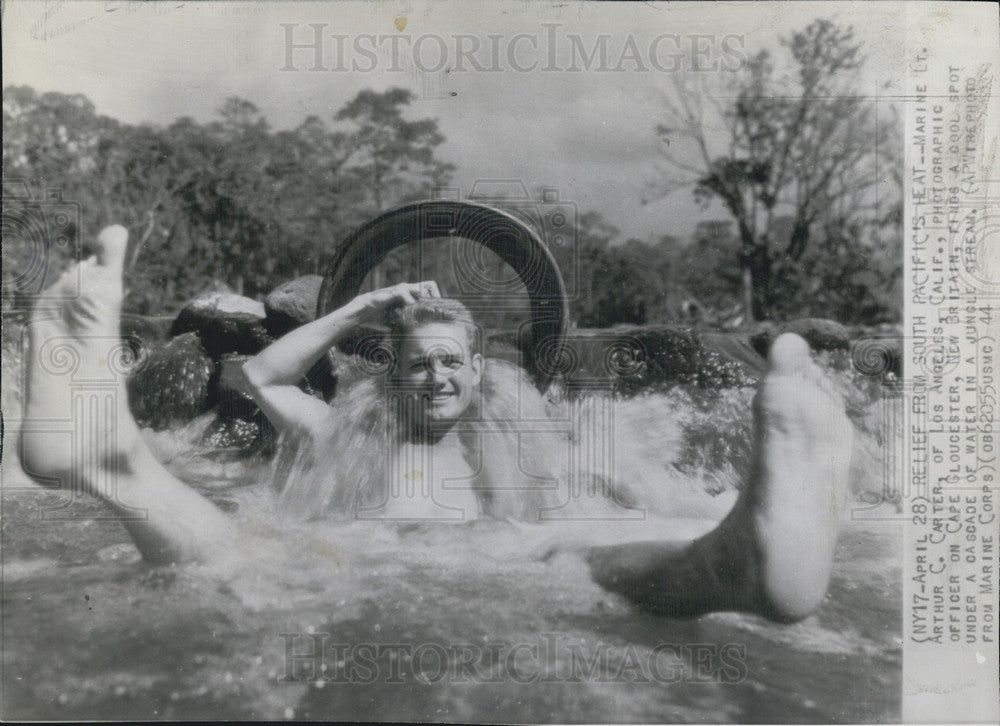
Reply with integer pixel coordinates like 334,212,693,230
581,333,853,622
19,226,233,565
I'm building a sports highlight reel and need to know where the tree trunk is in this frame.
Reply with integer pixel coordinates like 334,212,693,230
749,244,771,321
737,222,759,326
738,242,771,323
741,266,754,327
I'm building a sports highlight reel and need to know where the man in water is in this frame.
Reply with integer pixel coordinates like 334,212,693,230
242,278,486,521
242,275,558,522
20,225,853,622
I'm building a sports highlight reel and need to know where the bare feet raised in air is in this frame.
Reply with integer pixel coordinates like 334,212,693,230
573,333,853,622
22,226,140,488
20,226,232,565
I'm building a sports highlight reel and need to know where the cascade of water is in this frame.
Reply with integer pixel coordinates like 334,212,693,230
269,357,733,524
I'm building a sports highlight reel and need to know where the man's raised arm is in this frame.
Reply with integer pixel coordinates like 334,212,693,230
239,281,440,438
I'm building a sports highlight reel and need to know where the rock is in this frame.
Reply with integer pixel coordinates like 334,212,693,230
215,355,258,420
612,326,759,394
487,325,760,396
120,314,172,361
205,354,333,455
209,355,276,454
750,317,852,357
184,291,265,318
264,275,323,337
126,333,214,430
200,416,268,454
170,292,272,360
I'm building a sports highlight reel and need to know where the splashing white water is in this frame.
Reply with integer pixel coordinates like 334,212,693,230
269,357,734,526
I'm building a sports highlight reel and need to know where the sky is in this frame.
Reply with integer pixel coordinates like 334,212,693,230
3,0,906,242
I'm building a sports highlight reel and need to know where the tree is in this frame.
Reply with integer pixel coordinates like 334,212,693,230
674,220,743,322
1,87,184,308
268,115,354,278
545,211,682,329
651,19,900,323
202,98,276,296
549,210,617,325
2,86,104,185
336,88,454,218
335,88,455,289
4,86,457,313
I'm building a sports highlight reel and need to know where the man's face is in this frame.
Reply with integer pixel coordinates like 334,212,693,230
395,322,483,423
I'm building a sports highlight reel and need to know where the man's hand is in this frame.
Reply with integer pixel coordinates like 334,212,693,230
350,281,441,322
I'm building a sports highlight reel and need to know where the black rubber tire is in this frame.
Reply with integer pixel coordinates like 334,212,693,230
317,201,569,391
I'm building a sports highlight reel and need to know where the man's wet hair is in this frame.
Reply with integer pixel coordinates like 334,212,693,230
386,297,482,356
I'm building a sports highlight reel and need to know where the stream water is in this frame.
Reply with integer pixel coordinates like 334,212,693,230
2,387,901,722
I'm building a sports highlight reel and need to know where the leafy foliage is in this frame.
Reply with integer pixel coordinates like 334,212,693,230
5,26,902,330
3,86,453,314
652,19,902,323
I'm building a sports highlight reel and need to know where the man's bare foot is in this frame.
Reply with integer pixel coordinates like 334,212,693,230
745,333,853,619
20,225,142,491
579,333,853,622
20,226,232,564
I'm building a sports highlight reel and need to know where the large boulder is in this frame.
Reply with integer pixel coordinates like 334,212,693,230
200,416,268,456
215,354,263,422
203,353,334,454
170,292,272,360
264,274,324,337
200,354,277,454
126,333,214,430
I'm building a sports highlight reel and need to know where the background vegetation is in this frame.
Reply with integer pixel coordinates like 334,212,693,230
3,20,901,328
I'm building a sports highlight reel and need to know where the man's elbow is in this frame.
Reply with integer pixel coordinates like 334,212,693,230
229,357,263,398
